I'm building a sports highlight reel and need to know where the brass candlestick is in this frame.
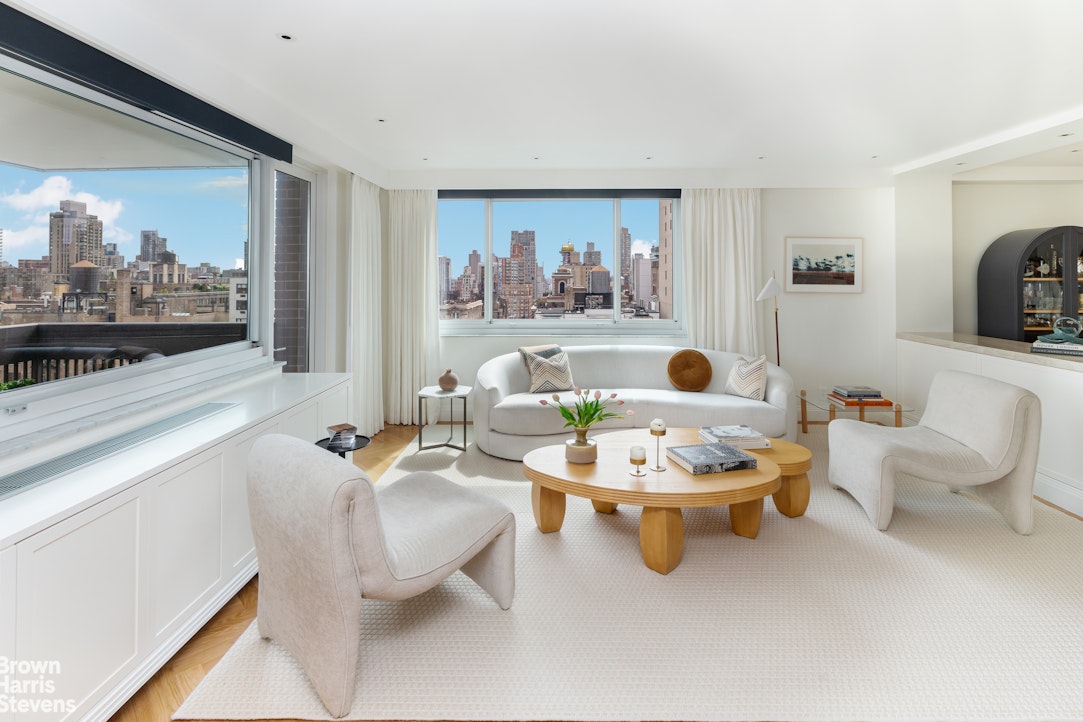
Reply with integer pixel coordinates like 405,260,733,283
650,427,667,471
630,457,647,477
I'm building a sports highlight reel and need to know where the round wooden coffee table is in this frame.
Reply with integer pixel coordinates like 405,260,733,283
522,427,782,575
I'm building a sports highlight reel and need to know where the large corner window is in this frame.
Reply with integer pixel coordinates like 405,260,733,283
0,65,254,394
437,190,680,331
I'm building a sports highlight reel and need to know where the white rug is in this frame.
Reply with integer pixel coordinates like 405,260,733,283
175,427,1083,721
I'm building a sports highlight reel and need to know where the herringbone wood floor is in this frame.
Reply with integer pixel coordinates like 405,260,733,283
109,424,419,722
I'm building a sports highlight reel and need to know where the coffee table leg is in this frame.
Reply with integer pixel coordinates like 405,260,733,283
531,482,566,532
591,499,618,514
729,497,765,538
772,473,810,517
639,506,683,575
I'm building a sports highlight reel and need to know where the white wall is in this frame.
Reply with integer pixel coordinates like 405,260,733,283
894,172,954,335
760,188,897,403
952,181,1083,333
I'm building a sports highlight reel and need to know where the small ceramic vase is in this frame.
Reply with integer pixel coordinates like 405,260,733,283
438,368,459,391
565,427,598,463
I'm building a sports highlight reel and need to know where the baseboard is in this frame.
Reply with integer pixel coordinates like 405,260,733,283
78,560,258,722
1034,468,1083,519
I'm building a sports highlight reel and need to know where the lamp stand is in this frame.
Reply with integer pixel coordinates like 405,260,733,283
772,299,780,366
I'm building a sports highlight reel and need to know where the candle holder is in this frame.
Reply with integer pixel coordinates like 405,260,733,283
629,445,647,477
650,427,667,472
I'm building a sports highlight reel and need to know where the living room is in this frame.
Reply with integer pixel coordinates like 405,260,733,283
2,2,1083,721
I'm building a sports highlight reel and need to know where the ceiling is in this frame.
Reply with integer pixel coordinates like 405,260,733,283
8,0,1083,187
0,68,248,170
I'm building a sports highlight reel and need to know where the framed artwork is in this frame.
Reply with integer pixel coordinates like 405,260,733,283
784,236,863,293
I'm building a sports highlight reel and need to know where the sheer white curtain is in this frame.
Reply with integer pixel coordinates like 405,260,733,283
384,189,439,424
348,175,385,436
681,188,762,354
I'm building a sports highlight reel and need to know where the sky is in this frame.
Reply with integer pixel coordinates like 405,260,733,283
438,198,665,274
0,165,249,271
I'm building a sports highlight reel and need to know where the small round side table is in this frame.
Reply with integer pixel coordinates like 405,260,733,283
315,435,371,458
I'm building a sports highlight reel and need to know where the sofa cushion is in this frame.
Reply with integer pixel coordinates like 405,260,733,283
518,343,562,365
724,355,767,400
667,349,712,391
525,349,574,393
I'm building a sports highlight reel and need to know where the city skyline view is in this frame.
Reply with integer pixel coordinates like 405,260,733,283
0,165,249,271
438,198,663,275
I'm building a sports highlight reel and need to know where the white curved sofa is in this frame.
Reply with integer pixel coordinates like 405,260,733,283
473,345,797,461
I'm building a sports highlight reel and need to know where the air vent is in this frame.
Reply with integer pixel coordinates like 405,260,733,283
0,402,237,502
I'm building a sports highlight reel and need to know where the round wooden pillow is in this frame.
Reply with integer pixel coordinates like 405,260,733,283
667,349,712,391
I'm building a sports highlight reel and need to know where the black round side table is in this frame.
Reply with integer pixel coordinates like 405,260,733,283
315,435,372,458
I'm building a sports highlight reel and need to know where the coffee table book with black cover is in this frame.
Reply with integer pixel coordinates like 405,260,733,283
666,442,758,474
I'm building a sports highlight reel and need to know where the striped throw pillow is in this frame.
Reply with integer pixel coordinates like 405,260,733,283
724,355,767,400
525,350,574,393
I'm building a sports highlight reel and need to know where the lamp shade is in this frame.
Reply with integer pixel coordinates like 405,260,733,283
755,276,783,302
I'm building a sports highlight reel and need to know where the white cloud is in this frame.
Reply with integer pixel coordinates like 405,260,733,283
631,239,654,257
0,175,126,255
2,225,48,251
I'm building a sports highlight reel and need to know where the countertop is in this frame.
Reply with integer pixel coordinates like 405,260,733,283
897,332,1083,373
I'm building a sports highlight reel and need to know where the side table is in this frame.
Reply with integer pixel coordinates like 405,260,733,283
315,435,371,458
417,385,471,451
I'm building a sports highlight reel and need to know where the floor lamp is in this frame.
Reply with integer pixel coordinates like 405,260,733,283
755,274,783,366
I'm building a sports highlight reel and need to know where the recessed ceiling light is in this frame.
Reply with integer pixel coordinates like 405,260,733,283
422,157,428,161
377,118,386,123
871,155,880,159
955,162,967,166
279,34,294,41
645,156,653,160
757,156,766,160
1060,133,1075,137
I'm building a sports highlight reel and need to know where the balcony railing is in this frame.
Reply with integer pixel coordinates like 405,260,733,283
0,322,246,387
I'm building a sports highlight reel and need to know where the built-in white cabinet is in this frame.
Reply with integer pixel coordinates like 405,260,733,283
0,371,351,722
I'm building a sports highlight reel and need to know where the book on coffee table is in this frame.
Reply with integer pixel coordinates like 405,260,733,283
666,442,758,475
698,424,770,449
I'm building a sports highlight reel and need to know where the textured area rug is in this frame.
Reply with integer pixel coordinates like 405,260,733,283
175,427,1083,721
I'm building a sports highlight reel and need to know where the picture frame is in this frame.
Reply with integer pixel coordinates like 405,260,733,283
784,236,863,293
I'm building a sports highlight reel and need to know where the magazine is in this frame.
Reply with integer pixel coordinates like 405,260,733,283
698,424,770,448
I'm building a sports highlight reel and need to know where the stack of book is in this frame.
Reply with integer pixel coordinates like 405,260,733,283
1031,339,1083,357
698,424,771,449
666,442,758,475
827,385,894,407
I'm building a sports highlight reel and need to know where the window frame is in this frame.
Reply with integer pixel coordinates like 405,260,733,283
0,53,275,456
437,189,684,338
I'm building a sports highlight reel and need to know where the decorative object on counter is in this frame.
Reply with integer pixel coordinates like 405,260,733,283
437,368,459,391
540,387,631,464
630,445,647,477
1036,316,1083,345
649,418,667,471
326,423,357,448
666,442,758,475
